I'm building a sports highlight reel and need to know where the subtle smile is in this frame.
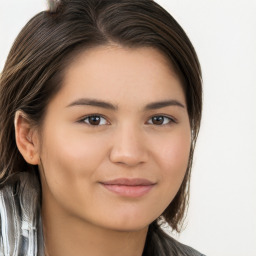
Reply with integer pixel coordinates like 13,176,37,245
99,178,156,198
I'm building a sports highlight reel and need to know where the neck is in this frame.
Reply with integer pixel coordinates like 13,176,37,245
42,204,148,256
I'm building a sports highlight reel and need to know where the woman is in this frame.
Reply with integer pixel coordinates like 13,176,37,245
0,0,204,255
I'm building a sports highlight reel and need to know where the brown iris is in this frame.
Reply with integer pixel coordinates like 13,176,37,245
152,116,165,125
88,116,101,125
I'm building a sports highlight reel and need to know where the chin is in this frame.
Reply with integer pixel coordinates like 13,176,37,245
101,216,152,232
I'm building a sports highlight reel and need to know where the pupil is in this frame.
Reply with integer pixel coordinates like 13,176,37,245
152,116,164,125
89,116,100,125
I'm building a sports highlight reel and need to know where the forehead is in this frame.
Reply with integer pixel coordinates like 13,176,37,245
52,45,186,108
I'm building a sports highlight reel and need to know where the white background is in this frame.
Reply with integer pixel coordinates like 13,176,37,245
0,1,256,256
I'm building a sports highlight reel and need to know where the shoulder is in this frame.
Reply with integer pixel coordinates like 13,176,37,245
166,236,206,256
162,233,205,256
146,223,206,256
0,175,43,255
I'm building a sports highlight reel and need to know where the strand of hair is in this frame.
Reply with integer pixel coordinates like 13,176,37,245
47,0,60,13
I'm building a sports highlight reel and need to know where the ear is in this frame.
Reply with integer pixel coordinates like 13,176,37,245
14,110,40,165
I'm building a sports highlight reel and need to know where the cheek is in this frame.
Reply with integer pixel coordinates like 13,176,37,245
153,130,191,193
161,137,190,170
39,125,111,216
39,125,109,197
43,126,107,169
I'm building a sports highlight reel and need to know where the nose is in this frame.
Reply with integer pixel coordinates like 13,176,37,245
109,124,149,167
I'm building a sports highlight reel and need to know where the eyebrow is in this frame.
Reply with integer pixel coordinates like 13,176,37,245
66,98,185,110
144,99,185,110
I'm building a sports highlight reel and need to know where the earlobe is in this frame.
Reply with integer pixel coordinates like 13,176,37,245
14,110,40,165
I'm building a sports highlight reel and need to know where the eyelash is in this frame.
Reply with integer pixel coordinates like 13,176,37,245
77,114,177,126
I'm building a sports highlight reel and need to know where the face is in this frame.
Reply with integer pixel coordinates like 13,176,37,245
37,45,191,231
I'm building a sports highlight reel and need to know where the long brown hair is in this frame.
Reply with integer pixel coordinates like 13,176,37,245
0,0,202,254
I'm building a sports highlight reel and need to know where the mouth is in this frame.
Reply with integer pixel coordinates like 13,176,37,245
99,178,156,198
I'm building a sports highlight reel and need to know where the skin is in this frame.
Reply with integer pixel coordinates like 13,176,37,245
15,45,191,256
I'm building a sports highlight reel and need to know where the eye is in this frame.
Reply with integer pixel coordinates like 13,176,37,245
147,115,176,125
79,115,109,126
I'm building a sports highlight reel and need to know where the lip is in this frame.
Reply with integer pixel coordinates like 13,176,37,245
99,178,156,198
101,178,155,186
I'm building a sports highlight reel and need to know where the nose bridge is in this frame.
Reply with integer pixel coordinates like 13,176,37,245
109,121,148,166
